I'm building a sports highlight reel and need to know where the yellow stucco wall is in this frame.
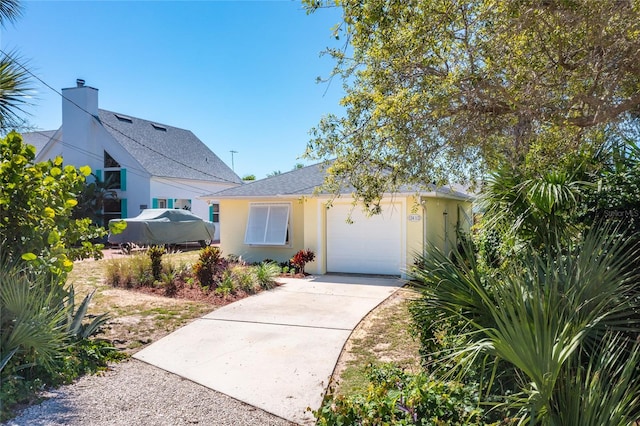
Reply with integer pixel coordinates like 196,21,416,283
422,197,473,256
218,195,472,276
218,198,306,264
302,197,324,274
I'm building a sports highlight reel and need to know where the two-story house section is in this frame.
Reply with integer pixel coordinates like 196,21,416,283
26,79,242,242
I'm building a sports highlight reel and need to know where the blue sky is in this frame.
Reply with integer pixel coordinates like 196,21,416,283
1,0,345,179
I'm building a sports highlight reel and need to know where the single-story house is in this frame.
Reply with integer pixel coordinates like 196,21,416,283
23,79,242,240
202,163,474,277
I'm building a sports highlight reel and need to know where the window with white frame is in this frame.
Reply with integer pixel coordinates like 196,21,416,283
244,203,290,246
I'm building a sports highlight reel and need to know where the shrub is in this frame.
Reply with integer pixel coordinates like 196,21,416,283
254,262,280,290
215,271,235,296
0,261,120,422
0,133,118,420
0,132,106,279
147,245,165,282
314,364,483,425
193,246,225,289
230,265,259,293
161,268,178,297
290,249,315,274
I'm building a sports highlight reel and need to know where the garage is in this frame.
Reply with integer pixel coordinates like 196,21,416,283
326,202,403,275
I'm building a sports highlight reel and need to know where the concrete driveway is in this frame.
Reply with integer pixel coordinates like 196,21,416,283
134,274,403,425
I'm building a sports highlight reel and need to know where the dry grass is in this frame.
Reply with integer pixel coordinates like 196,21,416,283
330,286,422,396
69,250,212,354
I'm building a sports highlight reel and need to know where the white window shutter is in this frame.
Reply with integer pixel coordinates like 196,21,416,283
244,204,290,245
264,205,289,245
245,205,270,244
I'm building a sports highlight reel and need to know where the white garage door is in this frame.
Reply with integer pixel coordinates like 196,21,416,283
326,203,402,275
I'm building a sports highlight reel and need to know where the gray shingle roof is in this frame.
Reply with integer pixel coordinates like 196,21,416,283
98,109,242,184
21,130,58,154
214,162,330,197
212,161,474,200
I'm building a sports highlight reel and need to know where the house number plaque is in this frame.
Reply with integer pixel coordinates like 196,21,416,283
408,214,421,222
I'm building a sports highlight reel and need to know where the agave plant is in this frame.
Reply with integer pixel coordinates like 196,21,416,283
64,285,110,340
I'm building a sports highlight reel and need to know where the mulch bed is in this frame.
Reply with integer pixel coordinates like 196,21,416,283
120,273,306,305
125,280,278,305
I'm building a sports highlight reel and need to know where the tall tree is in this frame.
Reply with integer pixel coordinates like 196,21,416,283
304,0,640,207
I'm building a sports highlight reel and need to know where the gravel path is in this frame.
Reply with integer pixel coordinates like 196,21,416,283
4,359,297,426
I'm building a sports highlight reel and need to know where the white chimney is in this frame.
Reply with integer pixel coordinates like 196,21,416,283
61,79,100,168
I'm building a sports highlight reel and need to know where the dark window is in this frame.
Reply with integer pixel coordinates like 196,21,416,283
104,170,121,189
104,151,120,168
103,199,121,213
212,203,220,222
103,199,122,228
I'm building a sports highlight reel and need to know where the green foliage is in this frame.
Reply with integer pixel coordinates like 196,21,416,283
105,251,272,298
0,261,68,375
410,224,640,423
242,174,256,181
193,246,225,289
479,165,590,254
161,265,179,297
148,245,166,282
230,265,259,293
0,260,120,422
65,286,109,340
215,270,235,296
315,364,484,425
303,0,640,206
0,132,106,279
580,140,640,235
254,261,280,290
0,50,33,132
72,172,120,227
0,128,116,417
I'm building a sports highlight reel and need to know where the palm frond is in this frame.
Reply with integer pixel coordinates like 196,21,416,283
410,223,640,420
0,263,68,373
0,50,32,130
0,0,22,26
552,333,640,426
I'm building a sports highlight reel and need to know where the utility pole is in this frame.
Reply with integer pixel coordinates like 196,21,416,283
230,150,238,171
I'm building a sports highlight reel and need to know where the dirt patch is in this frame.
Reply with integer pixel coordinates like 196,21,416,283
73,251,280,355
330,286,422,395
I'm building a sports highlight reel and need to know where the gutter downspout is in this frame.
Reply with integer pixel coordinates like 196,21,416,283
422,198,427,258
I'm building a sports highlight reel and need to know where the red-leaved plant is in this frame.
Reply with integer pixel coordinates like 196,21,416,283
290,249,315,275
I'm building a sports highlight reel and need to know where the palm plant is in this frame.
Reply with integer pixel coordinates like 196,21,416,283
411,221,640,424
479,166,589,255
0,260,68,375
0,0,32,132
72,172,119,226
0,51,31,131
0,0,21,24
